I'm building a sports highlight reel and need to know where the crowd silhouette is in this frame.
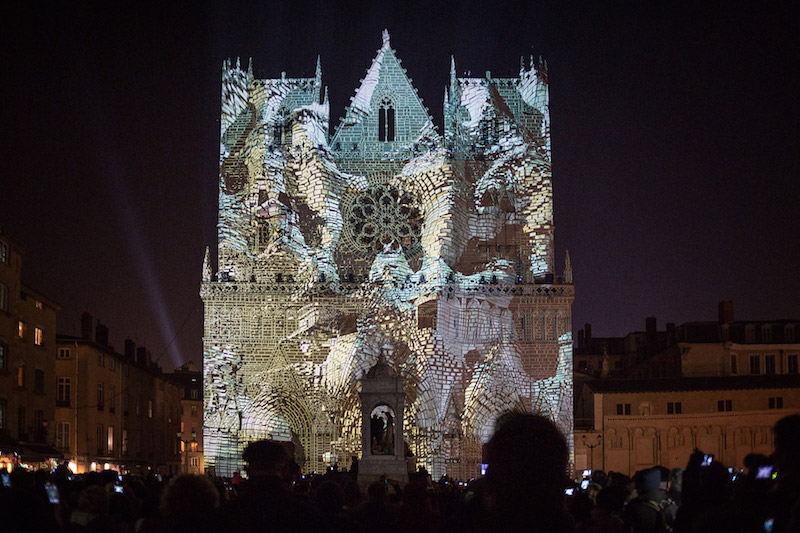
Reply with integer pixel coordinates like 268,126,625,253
1,413,798,532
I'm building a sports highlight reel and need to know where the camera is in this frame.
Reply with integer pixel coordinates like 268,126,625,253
756,465,774,480
564,487,574,496
701,454,713,467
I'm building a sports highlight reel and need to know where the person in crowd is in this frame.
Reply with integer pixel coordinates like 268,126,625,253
482,411,572,532
156,474,220,533
622,467,668,533
575,485,630,533
215,438,319,532
352,480,400,533
770,414,800,533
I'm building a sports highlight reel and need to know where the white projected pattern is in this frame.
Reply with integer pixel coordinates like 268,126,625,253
202,31,574,478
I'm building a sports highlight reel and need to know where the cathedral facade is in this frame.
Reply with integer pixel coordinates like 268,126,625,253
201,31,574,478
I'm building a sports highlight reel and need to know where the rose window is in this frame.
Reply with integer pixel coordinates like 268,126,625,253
344,184,423,255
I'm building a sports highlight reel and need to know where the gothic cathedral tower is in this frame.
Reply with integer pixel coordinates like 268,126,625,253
201,31,574,477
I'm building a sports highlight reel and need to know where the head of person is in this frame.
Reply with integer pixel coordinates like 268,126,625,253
160,474,220,525
774,415,800,476
484,411,569,505
242,439,290,480
633,467,661,498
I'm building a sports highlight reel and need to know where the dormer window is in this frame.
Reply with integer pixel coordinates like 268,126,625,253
378,97,395,142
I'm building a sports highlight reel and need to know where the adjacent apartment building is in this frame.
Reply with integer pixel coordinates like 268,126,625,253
574,302,800,475
0,231,61,469
55,314,183,475
171,361,203,474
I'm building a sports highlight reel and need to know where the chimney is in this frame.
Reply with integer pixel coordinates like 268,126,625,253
585,323,592,345
81,312,93,339
95,322,109,347
719,301,734,324
136,346,147,366
646,317,657,348
145,349,152,368
577,328,585,349
124,339,136,361
646,317,657,336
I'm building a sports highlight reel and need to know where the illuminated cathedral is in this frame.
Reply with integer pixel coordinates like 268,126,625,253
201,30,574,478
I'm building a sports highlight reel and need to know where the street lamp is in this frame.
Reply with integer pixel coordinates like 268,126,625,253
177,430,197,473
582,434,602,472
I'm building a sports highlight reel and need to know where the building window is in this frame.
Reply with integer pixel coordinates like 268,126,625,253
750,355,761,375
108,426,114,454
191,405,198,417
616,403,631,415
97,425,104,455
58,348,70,359
0,341,6,371
717,399,733,412
378,97,395,142
765,354,776,375
18,320,25,339
190,389,199,400
34,327,43,346
788,354,799,374
56,422,70,451
768,397,784,409
97,383,104,411
35,300,42,310
190,457,199,467
122,429,128,455
0,240,8,263
109,358,116,372
148,399,153,418
97,352,104,367
762,326,772,342
109,385,116,413
0,398,6,429
16,365,25,388
57,378,71,407
786,326,795,343
0,283,7,312
34,369,44,394
667,402,682,414
730,354,738,375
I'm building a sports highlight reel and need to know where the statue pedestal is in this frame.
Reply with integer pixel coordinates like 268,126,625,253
358,455,409,489
357,357,409,489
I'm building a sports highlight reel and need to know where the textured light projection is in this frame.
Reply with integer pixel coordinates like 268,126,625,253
202,31,574,478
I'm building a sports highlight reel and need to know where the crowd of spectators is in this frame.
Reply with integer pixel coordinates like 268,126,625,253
1,413,798,532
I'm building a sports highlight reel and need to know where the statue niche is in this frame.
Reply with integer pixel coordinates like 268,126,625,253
358,356,409,487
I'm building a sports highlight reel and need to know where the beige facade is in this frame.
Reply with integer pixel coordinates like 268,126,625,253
55,323,182,475
0,232,60,466
575,378,800,475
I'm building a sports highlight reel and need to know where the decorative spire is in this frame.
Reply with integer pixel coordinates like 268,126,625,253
382,28,390,47
450,56,457,94
564,249,573,284
247,57,253,79
203,246,212,282
315,55,323,103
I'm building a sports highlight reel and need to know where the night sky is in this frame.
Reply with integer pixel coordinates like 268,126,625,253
2,2,798,370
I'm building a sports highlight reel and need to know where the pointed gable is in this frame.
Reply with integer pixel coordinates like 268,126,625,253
332,30,436,169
